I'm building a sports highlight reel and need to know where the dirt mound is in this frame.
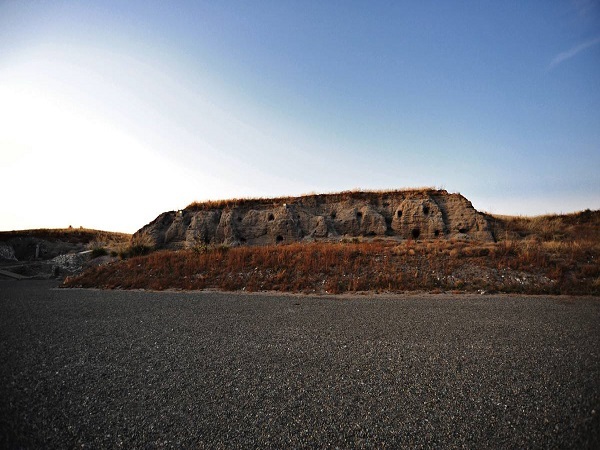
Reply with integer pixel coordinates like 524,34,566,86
135,189,493,249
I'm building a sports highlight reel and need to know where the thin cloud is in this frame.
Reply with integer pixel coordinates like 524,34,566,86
549,36,600,69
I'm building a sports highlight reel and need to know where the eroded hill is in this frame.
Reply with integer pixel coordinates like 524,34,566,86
63,192,600,295
136,189,493,249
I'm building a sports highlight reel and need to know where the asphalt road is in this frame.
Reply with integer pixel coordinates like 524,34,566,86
1,280,599,448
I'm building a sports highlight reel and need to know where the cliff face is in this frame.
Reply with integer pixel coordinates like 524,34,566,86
135,190,494,248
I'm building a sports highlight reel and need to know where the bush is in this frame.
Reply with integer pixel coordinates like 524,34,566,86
91,247,108,259
118,231,155,259
128,244,152,257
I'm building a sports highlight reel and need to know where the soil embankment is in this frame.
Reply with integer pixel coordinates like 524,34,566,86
136,189,493,249
65,207,600,295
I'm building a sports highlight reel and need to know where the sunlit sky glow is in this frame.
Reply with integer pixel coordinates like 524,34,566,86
1,1,599,232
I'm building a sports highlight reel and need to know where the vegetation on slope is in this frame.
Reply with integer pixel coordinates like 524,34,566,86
185,188,442,211
0,227,130,245
64,210,600,295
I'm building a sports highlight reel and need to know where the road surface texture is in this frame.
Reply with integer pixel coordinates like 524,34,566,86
1,280,599,448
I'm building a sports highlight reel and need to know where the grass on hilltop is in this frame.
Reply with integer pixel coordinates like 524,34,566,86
0,227,131,245
185,187,443,211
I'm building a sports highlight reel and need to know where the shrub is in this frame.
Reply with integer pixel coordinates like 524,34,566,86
118,231,155,259
91,247,108,258
127,244,152,257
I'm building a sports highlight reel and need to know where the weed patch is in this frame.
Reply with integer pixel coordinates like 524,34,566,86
64,238,599,295
63,209,600,295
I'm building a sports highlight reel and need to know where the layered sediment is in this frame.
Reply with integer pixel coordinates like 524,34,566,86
135,189,493,249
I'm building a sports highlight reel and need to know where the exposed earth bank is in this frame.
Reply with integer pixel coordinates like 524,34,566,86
136,189,493,249
3,191,599,295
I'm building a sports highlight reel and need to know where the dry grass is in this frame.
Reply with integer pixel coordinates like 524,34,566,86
64,234,600,295
185,187,443,211
63,209,600,295
93,230,156,259
487,209,599,242
0,228,131,245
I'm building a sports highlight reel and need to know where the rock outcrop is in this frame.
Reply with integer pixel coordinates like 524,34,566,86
135,189,494,249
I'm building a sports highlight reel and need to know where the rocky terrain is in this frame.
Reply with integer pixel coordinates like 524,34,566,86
136,189,493,249
5,191,599,295
66,199,599,295
0,229,130,279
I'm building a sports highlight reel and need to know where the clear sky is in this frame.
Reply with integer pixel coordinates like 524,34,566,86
1,1,599,233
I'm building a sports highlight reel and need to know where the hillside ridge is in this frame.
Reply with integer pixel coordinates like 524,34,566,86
135,189,493,249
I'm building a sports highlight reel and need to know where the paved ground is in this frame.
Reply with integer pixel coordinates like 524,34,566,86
1,280,599,448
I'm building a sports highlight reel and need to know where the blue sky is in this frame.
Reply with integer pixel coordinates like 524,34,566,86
1,1,599,232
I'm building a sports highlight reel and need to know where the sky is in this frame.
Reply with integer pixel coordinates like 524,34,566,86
1,1,599,233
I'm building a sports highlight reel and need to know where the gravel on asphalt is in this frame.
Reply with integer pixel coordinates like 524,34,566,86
1,280,599,448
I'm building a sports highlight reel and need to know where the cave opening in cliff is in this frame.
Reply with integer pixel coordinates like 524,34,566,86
397,210,402,218
411,228,420,239
423,205,430,215
268,213,274,221
434,230,440,237
356,211,363,219
276,235,283,243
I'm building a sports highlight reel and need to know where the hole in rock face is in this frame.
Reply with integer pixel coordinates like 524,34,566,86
434,230,440,237
423,206,430,215
356,211,363,219
237,216,242,222
458,228,468,234
276,235,284,243
268,213,274,221
397,210,402,218
331,211,336,219
412,228,421,239
240,237,247,243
